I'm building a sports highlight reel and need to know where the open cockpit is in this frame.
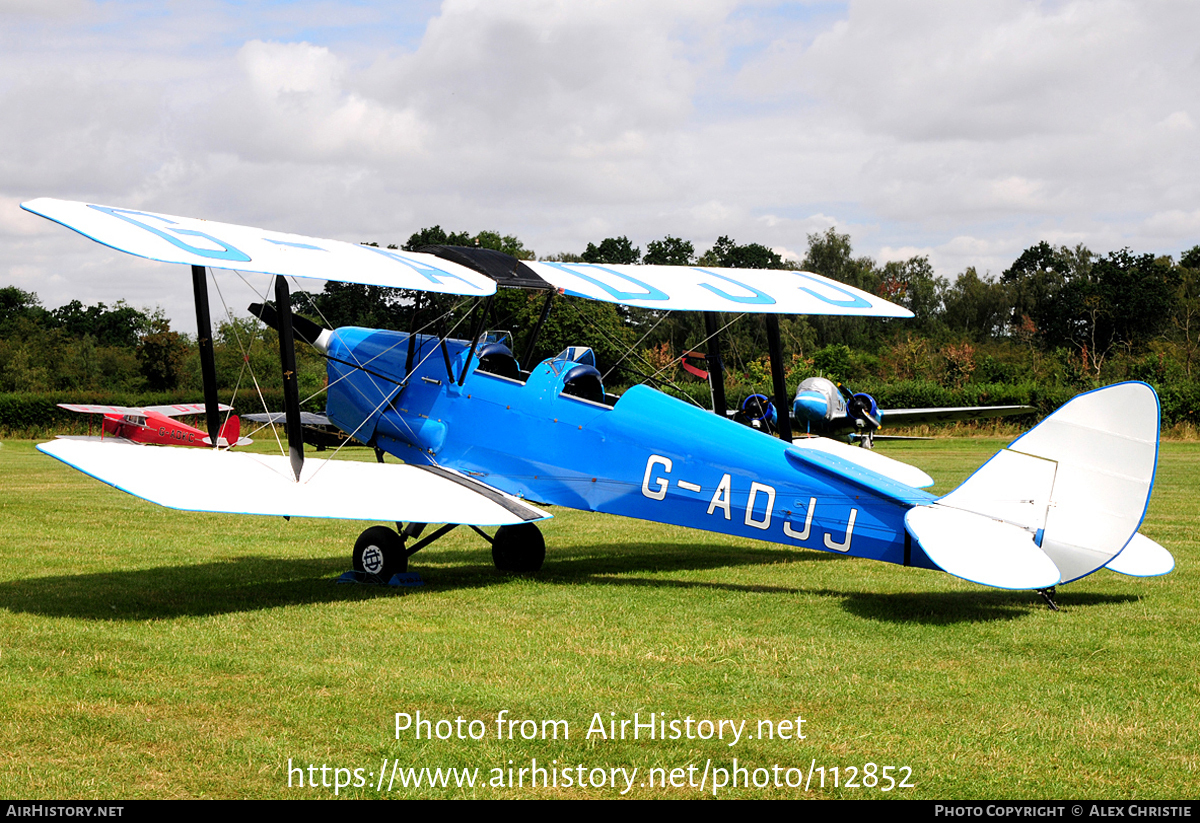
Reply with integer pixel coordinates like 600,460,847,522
472,334,619,408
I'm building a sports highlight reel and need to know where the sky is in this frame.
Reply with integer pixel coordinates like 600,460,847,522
2,0,1198,332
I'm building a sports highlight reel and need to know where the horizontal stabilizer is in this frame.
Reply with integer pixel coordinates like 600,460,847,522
905,505,1061,589
790,436,934,488
931,382,1160,585
38,438,548,526
199,436,253,447
1105,533,1175,577
21,198,496,297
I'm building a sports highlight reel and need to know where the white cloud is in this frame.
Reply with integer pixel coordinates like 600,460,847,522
771,244,803,263
1157,111,1195,133
3,0,1200,332
1142,209,1200,239
878,245,934,265
0,0,89,17
0,198,57,238
201,40,427,164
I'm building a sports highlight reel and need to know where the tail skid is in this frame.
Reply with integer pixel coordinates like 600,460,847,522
905,382,1168,590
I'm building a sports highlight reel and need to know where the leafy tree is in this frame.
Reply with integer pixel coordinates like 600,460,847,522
643,236,694,265
505,292,634,375
0,286,50,331
474,231,535,260
802,228,879,291
801,228,883,351
942,267,1012,341
1181,246,1200,270
403,225,534,261
1174,246,1200,376
301,281,407,330
137,317,190,391
879,256,946,332
1074,248,1178,372
674,236,795,385
622,235,696,379
403,225,474,250
0,316,141,392
698,236,783,269
49,299,151,348
1003,243,1176,376
1001,242,1092,349
582,236,640,265
811,344,853,380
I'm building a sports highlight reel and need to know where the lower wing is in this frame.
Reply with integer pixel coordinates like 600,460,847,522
39,438,548,526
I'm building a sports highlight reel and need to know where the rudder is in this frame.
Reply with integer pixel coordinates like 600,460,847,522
906,382,1161,588
219,415,242,448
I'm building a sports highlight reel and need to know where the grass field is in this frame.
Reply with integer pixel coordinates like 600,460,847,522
0,437,1195,799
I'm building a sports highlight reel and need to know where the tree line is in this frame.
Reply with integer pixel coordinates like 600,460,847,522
4,226,1199,430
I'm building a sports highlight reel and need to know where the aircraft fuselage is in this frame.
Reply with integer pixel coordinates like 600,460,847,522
324,327,939,571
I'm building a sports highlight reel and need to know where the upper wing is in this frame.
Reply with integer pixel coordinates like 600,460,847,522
58,403,137,416
38,438,549,526
523,261,910,316
418,244,908,315
23,198,910,316
143,403,234,417
21,198,496,297
58,402,233,418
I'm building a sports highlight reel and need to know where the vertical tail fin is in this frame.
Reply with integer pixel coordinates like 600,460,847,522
905,382,1162,588
219,415,242,448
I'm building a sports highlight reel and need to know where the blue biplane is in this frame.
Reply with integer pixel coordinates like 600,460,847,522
22,198,1174,604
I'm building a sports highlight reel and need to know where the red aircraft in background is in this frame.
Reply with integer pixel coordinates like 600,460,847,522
58,403,250,448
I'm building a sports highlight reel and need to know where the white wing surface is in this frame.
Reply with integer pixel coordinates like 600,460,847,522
525,261,912,316
21,198,496,297
58,403,233,417
38,439,549,526
58,404,139,416
23,198,912,315
143,403,233,417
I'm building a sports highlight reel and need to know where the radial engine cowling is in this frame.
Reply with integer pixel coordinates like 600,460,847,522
847,392,881,430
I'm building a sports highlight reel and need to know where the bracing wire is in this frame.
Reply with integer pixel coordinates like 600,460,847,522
281,279,479,476
210,269,287,454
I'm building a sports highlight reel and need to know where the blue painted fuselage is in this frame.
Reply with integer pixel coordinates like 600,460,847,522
324,327,939,569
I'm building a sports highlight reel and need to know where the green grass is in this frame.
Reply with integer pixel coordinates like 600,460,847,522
0,438,1196,798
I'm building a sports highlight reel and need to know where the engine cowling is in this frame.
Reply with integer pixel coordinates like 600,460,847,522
847,392,881,430
733,394,777,433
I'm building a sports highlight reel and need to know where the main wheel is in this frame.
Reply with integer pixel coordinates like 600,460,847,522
353,525,407,581
491,523,545,573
